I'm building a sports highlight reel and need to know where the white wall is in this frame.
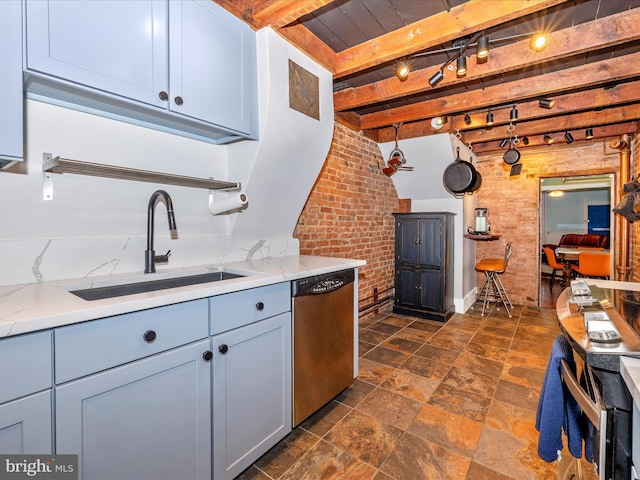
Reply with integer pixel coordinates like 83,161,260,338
0,28,333,287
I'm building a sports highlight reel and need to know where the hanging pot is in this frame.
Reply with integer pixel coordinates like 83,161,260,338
442,147,480,194
503,146,521,165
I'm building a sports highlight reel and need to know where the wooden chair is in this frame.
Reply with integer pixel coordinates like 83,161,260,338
543,246,565,290
573,252,610,279
474,244,513,317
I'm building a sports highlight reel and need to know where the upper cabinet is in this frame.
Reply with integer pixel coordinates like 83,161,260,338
0,0,24,169
23,0,257,143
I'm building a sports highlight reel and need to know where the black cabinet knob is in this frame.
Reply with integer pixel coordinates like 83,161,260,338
174,96,184,106
255,302,264,311
203,351,213,362
143,330,157,343
158,91,168,101
218,344,229,354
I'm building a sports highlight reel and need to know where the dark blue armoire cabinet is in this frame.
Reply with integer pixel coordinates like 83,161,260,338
393,212,455,322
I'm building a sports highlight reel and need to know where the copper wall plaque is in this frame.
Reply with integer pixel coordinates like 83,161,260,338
289,60,320,120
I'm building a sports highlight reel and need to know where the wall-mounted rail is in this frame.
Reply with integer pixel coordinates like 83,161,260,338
42,153,240,192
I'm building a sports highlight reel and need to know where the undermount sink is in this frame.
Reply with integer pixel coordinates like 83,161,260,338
67,269,250,301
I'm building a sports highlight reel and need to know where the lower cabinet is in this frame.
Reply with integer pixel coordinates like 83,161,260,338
0,391,52,454
55,340,212,480
212,312,292,480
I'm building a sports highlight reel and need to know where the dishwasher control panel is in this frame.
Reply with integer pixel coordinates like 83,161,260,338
292,269,354,297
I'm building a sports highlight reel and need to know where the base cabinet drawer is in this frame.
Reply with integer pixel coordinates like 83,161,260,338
0,391,52,454
56,340,211,480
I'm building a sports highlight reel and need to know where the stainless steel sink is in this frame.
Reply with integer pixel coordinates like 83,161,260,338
68,271,246,301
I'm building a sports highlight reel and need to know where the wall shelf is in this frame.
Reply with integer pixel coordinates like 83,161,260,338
42,154,240,191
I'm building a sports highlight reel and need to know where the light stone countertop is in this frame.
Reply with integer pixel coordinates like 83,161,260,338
620,356,640,409
0,255,365,338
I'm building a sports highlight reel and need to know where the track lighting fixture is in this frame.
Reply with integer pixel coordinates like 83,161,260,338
564,131,574,144
522,136,529,145
456,55,467,76
539,98,555,109
429,69,444,87
464,114,471,125
476,34,490,60
510,106,518,121
486,110,494,126
543,134,554,145
499,138,509,148
431,116,447,130
530,33,548,52
395,60,410,81
585,128,594,140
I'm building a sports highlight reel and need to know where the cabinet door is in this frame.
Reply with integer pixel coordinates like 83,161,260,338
395,266,419,308
25,0,168,108
0,391,52,454
212,313,292,480
417,217,443,266
0,0,23,168
396,218,421,265
169,0,255,134
56,340,211,480
418,268,442,311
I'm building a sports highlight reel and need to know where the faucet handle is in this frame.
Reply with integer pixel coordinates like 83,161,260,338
154,250,171,264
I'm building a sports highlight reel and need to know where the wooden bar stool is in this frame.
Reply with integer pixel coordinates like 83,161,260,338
474,244,513,317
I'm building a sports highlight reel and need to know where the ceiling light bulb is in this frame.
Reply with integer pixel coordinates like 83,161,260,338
585,128,594,140
429,70,444,87
456,56,467,76
499,138,509,148
530,33,548,52
543,134,554,145
396,60,410,81
477,35,489,59
539,98,555,109
431,117,446,130
564,131,574,144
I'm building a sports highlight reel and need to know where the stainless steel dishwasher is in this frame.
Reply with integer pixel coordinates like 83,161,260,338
292,269,355,426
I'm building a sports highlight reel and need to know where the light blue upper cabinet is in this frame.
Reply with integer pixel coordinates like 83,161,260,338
24,0,257,143
0,0,24,169
169,0,255,135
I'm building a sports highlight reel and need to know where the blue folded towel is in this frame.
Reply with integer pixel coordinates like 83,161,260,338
535,334,584,461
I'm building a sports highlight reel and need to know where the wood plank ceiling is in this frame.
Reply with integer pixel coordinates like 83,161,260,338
215,0,640,152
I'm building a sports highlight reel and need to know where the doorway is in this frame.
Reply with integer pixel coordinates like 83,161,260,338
538,174,614,307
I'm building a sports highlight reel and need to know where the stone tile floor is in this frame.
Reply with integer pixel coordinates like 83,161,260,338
238,303,599,480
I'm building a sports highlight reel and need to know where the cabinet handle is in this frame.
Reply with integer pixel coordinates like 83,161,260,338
218,344,229,355
203,351,213,362
143,330,157,343
255,301,264,311
174,96,184,106
158,91,168,101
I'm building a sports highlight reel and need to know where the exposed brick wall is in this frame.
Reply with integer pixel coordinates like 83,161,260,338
474,141,621,306
294,122,399,317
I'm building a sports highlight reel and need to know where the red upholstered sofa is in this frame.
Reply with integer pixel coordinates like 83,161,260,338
557,233,609,249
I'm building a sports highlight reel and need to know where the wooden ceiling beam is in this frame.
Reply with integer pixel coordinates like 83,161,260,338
358,51,640,130
462,104,640,145
334,8,640,112
333,0,570,78
276,22,337,72
449,80,640,132
252,0,333,29
471,123,638,153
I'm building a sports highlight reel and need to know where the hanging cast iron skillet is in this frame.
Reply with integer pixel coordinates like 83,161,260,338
503,145,521,165
442,147,481,194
